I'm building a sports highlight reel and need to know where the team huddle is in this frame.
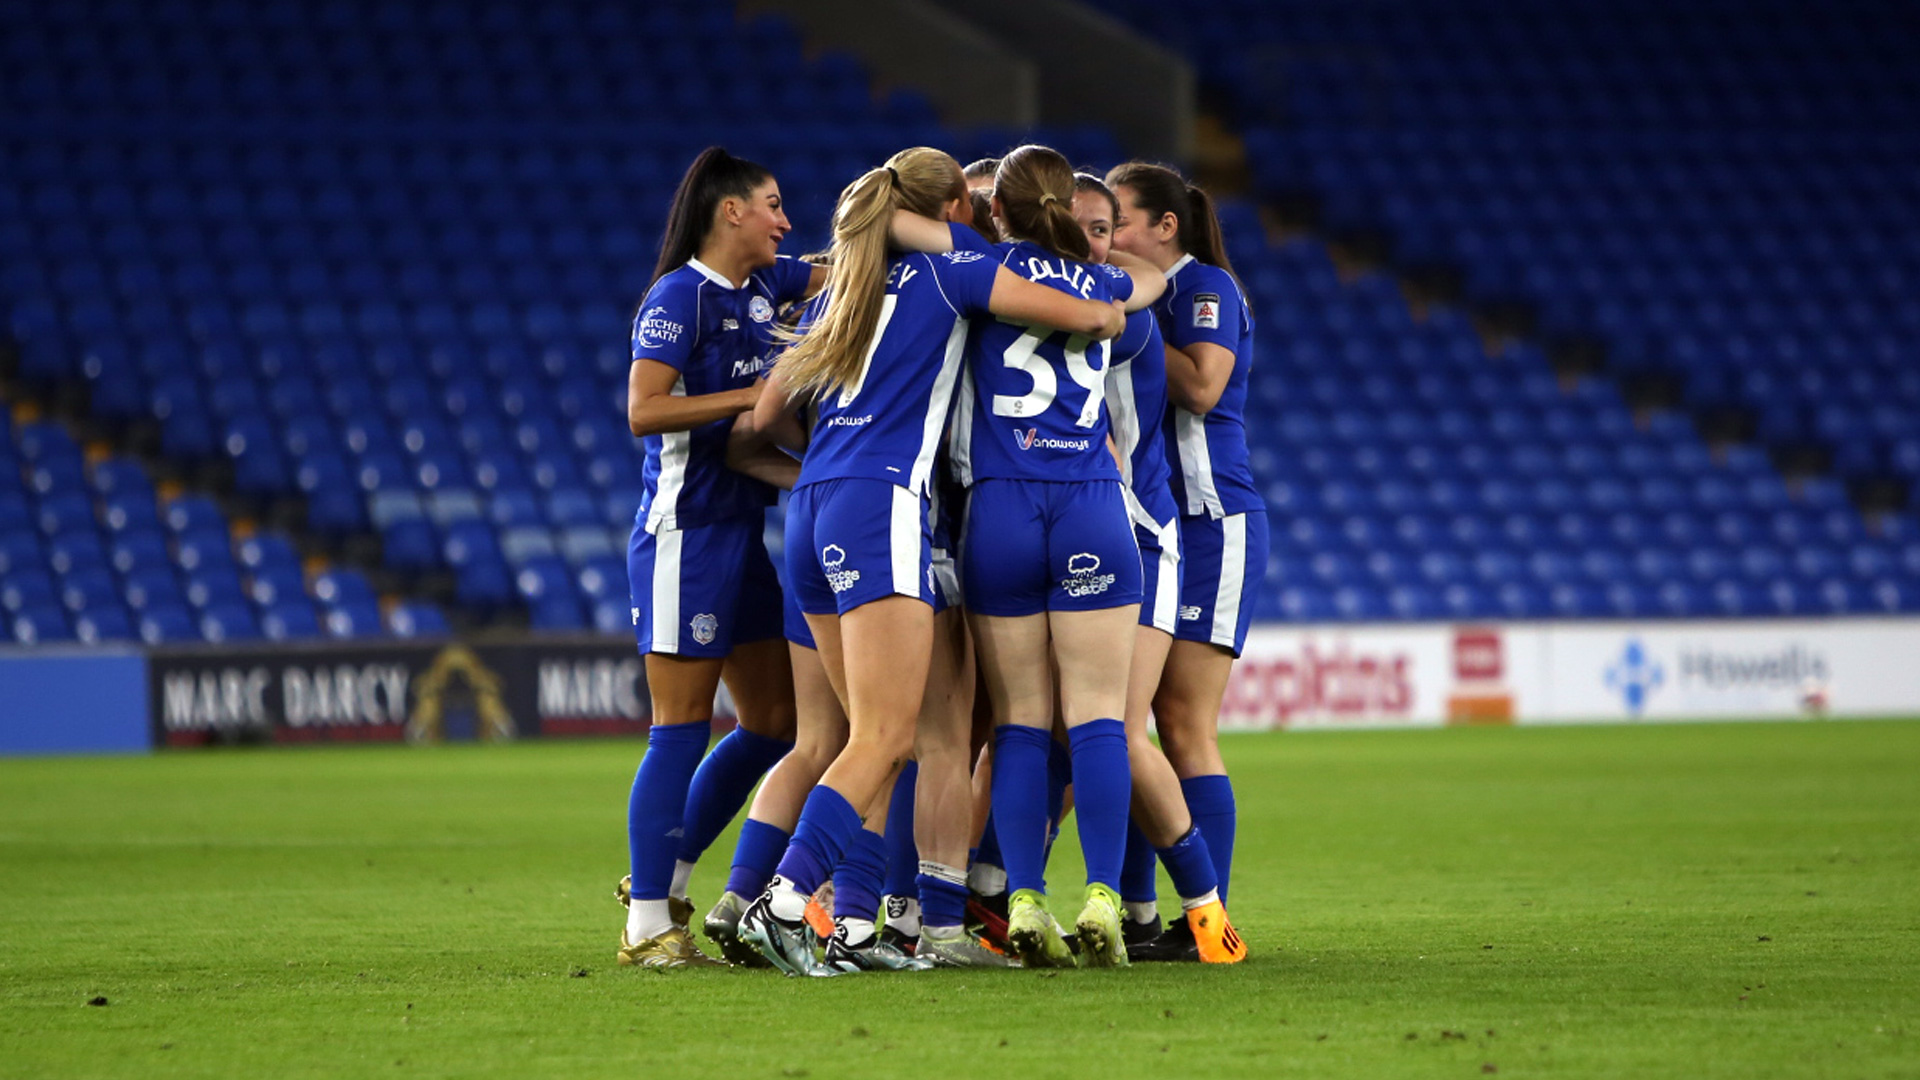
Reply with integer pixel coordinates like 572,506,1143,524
615,141,1265,974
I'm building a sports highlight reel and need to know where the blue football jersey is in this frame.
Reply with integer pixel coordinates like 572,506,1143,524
795,250,1001,494
1155,255,1262,518
951,240,1132,485
1106,307,1178,528
631,256,815,532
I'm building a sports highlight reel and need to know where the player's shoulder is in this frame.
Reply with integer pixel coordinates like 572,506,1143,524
1172,258,1236,297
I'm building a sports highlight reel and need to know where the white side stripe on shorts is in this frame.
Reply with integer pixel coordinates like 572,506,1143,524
1151,519,1181,634
1211,512,1246,647
890,484,921,598
651,526,684,654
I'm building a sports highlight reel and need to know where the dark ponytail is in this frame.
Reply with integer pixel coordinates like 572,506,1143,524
993,145,1090,262
649,147,774,289
1104,161,1241,287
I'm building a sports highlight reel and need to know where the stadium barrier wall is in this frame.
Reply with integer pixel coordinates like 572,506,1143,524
1223,617,1920,730
0,646,150,754
145,635,701,748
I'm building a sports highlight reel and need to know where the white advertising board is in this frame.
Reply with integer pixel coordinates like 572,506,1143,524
1223,618,1920,730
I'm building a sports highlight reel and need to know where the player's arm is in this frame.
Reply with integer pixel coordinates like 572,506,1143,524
889,211,955,254
740,366,810,453
627,358,759,437
1163,341,1237,415
1104,250,1167,311
803,262,829,298
725,441,803,490
985,267,1126,341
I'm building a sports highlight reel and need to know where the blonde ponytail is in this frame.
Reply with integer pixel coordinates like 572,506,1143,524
775,147,966,401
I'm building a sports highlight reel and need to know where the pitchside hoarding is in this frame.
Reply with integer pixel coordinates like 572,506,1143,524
1225,618,1920,729
146,636,670,746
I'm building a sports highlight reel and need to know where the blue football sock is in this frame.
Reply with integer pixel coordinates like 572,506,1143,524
974,807,1004,874
1044,737,1072,861
990,724,1054,895
723,818,790,900
883,763,919,898
1156,825,1219,903
832,826,888,922
774,785,864,897
626,721,711,901
918,867,970,930
1066,719,1130,890
1181,774,1237,904
1121,818,1160,905
676,726,792,864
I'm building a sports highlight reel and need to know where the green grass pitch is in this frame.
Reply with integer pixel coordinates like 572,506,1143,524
2,720,1917,1079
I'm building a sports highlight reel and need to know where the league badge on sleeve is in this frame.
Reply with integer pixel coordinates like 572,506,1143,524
1193,292,1221,330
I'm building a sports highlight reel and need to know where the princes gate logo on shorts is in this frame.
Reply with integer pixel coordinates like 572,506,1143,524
822,544,861,594
1014,428,1092,453
1061,552,1115,598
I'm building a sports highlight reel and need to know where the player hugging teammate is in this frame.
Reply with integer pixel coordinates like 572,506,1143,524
617,142,1259,974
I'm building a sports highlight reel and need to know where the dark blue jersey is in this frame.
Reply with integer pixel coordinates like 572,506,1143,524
1155,255,1261,518
951,240,1132,485
796,249,1000,494
1107,307,1178,528
631,256,814,531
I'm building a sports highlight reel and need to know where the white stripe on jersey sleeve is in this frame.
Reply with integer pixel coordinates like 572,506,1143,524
1210,512,1247,648
651,526,685,654
909,316,971,496
1174,407,1222,518
644,376,692,533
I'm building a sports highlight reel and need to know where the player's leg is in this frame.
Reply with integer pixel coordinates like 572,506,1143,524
619,520,729,968
1126,524,1244,963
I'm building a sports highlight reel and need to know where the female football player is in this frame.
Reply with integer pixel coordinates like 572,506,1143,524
734,147,1127,975
1072,173,1244,963
617,147,827,968
950,145,1163,968
1106,161,1264,961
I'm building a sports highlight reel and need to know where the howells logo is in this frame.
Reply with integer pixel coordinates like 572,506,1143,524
1604,638,1664,716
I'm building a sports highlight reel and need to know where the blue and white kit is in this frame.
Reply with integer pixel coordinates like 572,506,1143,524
1108,306,1182,634
1153,255,1268,654
627,255,814,656
953,239,1142,616
786,248,1001,617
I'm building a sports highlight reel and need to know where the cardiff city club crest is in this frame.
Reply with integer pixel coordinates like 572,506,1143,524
690,613,718,646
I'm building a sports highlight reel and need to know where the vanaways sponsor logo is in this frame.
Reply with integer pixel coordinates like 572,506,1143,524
1013,427,1092,452
634,306,684,350
1224,641,1413,725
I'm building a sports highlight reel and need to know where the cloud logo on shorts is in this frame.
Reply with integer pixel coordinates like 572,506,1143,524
822,545,861,594
690,613,718,645
1061,551,1116,599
